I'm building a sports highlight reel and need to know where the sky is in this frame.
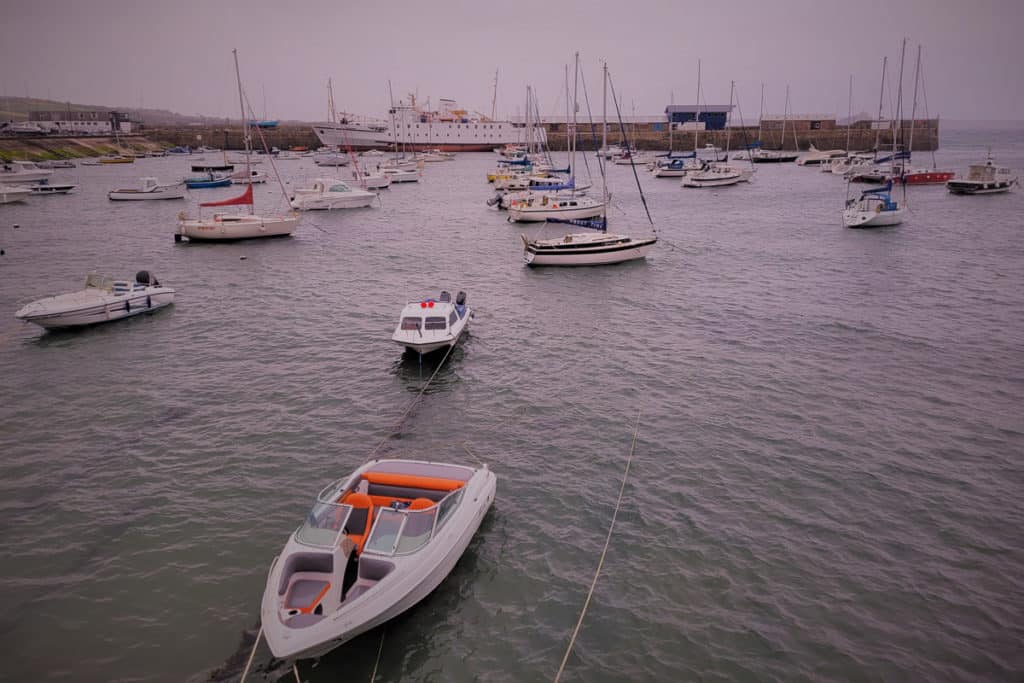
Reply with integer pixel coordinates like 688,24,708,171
2,0,1022,123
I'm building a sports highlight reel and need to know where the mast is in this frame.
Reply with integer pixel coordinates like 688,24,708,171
601,60,607,152
874,56,887,155
725,80,734,158
693,59,701,154
758,83,765,144
894,38,907,166
231,49,253,215
387,80,398,158
572,52,579,197
781,85,790,151
565,64,571,157
846,75,852,152
908,44,921,161
599,57,606,211
491,69,498,121
327,79,336,123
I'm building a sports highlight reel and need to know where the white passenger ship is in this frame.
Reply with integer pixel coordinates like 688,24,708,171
313,96,543,152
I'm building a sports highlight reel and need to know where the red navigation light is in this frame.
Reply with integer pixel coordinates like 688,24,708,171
420,302,426,308
428,301,434,308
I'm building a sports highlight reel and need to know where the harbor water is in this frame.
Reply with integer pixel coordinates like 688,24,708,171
0,126,1022,681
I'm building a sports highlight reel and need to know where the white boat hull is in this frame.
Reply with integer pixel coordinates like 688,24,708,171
0,185,32,204
507,200,606,223
108,187,185,201
524,235,656,266
177,214,299,240
15,288,175,329
291,194,376,210
843,206,905,228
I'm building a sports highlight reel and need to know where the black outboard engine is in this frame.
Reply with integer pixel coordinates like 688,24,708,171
439,291,452,303
456,291,467,306
135,270,159,287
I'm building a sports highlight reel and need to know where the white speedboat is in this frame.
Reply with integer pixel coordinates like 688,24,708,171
290,178,377,210
261,458,496,661
381,167,420,183
946,153,1018,195
392,291,471,355
15,272,175,329
651,157,701,178
108,177,185,201
0,184,32,204
796,145,846,166
843,183,905,228
345,169,391,190
521,230,656,266
506,193,606,223
1,160,54,184
681,164,746,188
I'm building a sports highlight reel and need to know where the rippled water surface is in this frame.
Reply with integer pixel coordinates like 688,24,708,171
1,128,1022,682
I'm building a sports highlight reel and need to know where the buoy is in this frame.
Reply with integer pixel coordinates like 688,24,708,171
240,255,247,260
13,224,19,229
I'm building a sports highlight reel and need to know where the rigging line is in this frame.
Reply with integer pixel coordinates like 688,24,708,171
369,628,386,681
553,409,641,683
918,61,937,169
606,71,655,228
367,341,457,461
242,89,292,214
460,442,485,468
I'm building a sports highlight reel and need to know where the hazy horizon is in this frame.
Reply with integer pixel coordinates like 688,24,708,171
3,0,1022,124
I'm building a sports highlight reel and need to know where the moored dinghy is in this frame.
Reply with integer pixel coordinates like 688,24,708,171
392,291,472,355
15,271,174,329
260,458,496,661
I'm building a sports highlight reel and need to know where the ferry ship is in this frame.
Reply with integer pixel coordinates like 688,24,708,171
312,96,543,152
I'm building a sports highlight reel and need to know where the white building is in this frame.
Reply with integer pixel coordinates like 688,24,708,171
28,110,139,135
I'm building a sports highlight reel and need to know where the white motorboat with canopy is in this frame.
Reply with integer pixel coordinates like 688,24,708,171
0,184,32,204
1,160,54,184
946,153,1018,195
176,49,299,242
260,458,496,661
290,178,377,210
15,271,174,329
392,291,472,355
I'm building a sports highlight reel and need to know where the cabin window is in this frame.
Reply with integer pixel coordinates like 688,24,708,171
424,316,446,330
448,311,457,325
329,184,350,192
401,317,421,331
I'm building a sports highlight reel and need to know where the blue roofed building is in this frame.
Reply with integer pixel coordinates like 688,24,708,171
664,105,734,130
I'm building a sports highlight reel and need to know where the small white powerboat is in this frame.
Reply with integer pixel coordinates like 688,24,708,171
1,160,54,184
15,271,175,329
290,178,377,210
946,153,1018,195
345,169,392,190
0,184,32,204
392,291,472,355
261,458,496,661
108,177,185,201
381,167,420,183
30,182,76,195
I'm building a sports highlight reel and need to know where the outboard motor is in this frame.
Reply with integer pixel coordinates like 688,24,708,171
135,270,159,287
456,291,467,306
486,193,502,207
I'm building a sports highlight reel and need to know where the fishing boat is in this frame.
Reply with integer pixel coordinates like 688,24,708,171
29,183,76,195
14,271,174,329
1,160,54,184
176,49,299,242
843,181,904,228
290,178,377,210
260,458,495,661
184,172,232,189
392,291,472,355
0,184,32,204
946,153,1018,195
108,177,186,201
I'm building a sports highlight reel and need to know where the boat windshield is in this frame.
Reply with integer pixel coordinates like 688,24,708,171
401,317,422,331
296,500,352,548
364,489,462,556
328,184,352,193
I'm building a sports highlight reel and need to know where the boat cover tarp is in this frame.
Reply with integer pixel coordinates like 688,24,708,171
875,151,910,164
200,184,253,207
545,216,607,232
529,179,575,192
656,151,697,158
743,141,762,149
498,157,531,166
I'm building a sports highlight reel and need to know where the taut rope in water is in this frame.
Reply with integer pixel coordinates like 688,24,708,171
553,410,641,683
369,627,386,681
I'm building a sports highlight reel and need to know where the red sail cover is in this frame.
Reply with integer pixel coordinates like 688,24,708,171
199,184,253,207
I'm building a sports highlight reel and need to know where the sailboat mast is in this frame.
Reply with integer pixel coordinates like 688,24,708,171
846,75,852,152
758,82,765,144
725,80,734,157
693,59,701,154
874,56,887,154
491,69,498,121
600,59,607,210
601,61,607,152
572,52,579,197
387,80,397,157
565,65,571,156
908,44,921,160
231,49,253,215
894,38,907,160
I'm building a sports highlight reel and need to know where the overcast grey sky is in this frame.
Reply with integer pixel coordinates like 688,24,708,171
2,0,1022,122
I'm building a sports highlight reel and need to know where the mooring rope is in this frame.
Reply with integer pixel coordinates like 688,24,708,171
553,410,640,683
369,627,386,681
367,341,457,460
239,626,262,683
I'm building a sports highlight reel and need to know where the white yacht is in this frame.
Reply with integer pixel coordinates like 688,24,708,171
0,184,32,204
261,458,495,662
946,154,1018,195
796,145,847,166
15,272,175,329
290,178,377,210
392,291,471,355
29,183,76,195
843,183,905,228
681,164,746,188
108,177,186,201
506,193,605,223
521,230,656,266
1,160,54,184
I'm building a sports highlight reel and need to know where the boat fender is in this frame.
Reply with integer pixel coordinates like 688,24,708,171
146,296,152,309
125,299,131,312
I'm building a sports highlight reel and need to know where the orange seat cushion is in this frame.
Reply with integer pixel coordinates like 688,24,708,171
363,471,465,492
409,497,435,510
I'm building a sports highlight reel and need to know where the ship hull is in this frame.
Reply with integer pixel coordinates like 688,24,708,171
313,121,541,152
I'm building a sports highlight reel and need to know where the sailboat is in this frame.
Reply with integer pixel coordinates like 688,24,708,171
843,41,908,229
892,45,954,185
683,79,748,188
751,85,798,163
521,58,656,266
176,49,299,242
